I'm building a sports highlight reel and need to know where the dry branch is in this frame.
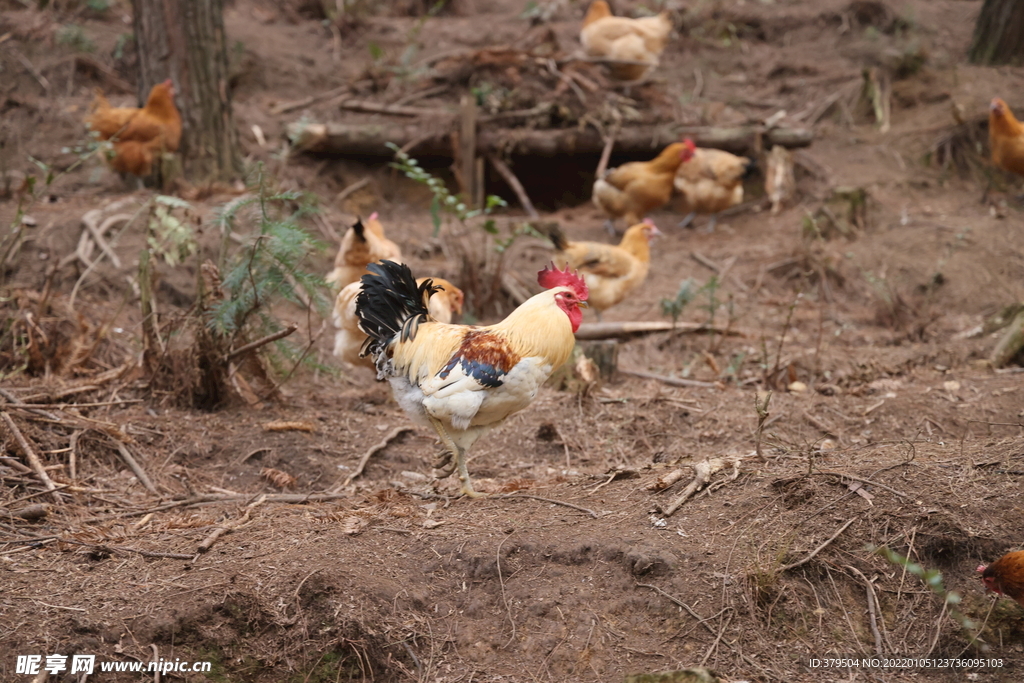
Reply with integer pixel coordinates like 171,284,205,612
779,516,858,572
226,323,299,362
269,85,350,115
1,412,61,503
289,122,814,158
0,388,59,421
339,98,449,117
811,471,909,499
660,456,742,516
341,426,415,488
196,494,266,554
487,154,539,219
621,369,719,389
596,122,620,178
112,441,157,494
575,320,745,340
498,493,598,518
0,455,34,474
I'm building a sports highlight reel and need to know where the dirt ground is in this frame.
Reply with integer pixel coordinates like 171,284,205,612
2,0,1024,680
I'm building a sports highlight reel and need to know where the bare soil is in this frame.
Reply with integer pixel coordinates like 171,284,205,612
2,0,1024,681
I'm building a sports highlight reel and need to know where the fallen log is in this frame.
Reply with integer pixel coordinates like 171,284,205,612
288,121,813,158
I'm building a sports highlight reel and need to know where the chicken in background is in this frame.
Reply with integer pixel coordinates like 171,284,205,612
674,147,756,232
548,220,659,320
325,212,402,291
978,550,1024,609
580,0,672,81
332,277,463,367
765,145,796,215
85,80,182,177
356,260,587,497
988,98,1024,179
593,138,696,233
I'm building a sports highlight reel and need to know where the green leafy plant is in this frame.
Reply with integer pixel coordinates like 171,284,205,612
365,0,447,82
208,181,328,343
386,141,507,237
113,33,133,61
56,24,96,52
147,196,197,267
85,0,110,15
142,170,331,408
1,147,106,284
385,143,556,318
660,277,699,327
873,545,988,652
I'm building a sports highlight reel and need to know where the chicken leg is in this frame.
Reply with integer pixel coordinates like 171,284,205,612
677,211,697,229
428,416,486,498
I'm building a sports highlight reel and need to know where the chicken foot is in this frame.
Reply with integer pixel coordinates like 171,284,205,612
677,211,719,232
432,448,457,477
428,416,486,498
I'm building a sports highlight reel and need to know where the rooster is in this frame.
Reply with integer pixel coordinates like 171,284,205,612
674,147,756,232
548,220,659,320
325,212,402,291
978,550,1024,609
356,260,587,497
85,80,182,177
333,277,463,367
593,138,696,234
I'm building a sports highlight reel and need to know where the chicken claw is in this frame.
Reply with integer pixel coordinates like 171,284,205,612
433,450,457,477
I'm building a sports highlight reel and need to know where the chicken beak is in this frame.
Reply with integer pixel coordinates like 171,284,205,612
578,300,589,308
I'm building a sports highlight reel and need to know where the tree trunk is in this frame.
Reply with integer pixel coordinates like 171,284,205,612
968,0,1024,65
132,0,241,181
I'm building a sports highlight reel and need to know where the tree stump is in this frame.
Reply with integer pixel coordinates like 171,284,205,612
579,340,618,382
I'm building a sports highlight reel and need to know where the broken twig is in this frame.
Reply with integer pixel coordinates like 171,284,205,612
1,412,61,503
487,154,539,219
499,493,598,518
226,324,299,362
779,516,858,572
196,495,266,554
342,426,415,488
112,440,157,493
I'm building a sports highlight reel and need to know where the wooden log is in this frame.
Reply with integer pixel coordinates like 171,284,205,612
288,122,813,159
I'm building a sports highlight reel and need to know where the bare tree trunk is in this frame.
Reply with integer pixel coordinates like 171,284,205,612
969,0,1024,65
132,0,241,181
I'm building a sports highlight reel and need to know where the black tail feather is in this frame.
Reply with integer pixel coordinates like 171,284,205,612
742,157,758,179
351,217,366,242
355,260,440,362
547,224,569,252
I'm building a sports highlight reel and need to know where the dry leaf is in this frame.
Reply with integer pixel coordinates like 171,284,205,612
341,516,368,535
260,467,297,489
422,519,445,529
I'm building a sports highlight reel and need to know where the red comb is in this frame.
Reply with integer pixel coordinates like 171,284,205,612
538,263,588,300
